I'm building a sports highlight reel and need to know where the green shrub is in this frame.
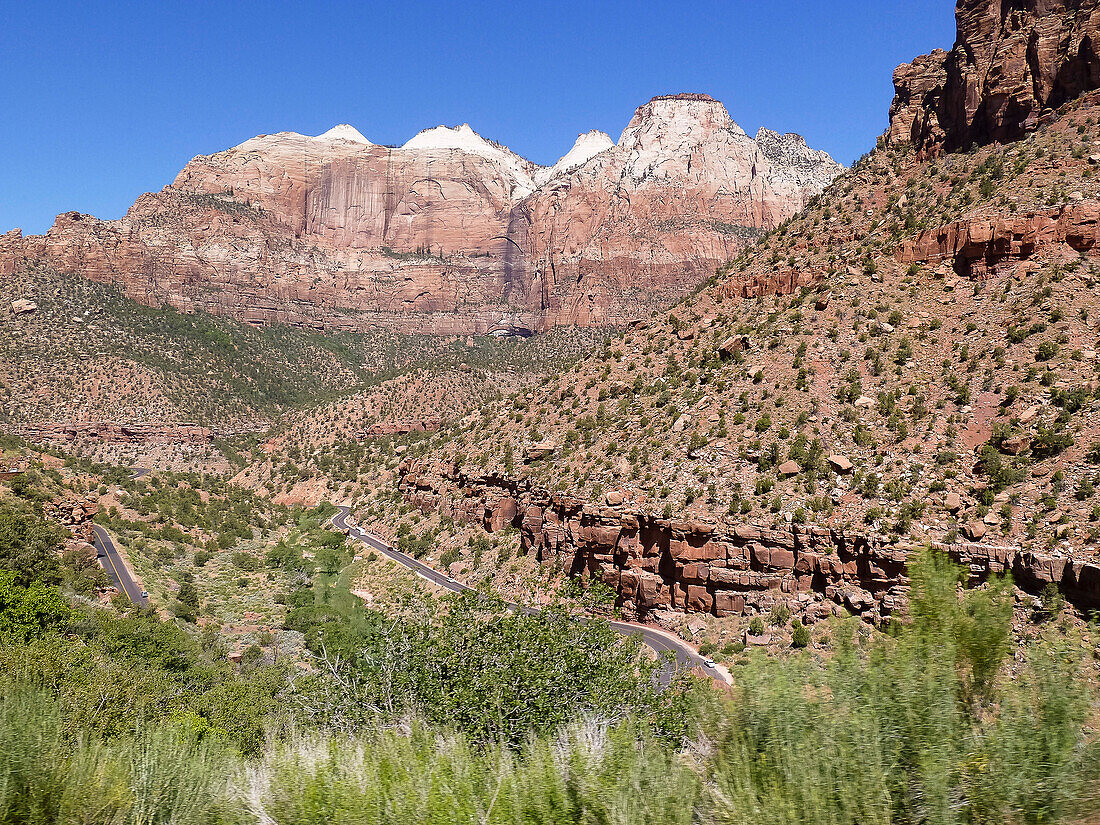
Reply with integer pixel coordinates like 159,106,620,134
791,620,810,649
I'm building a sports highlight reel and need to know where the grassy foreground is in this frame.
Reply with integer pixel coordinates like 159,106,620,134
1,526,1097,824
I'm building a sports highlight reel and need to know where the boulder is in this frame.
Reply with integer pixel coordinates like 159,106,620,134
828,454,854,474
998,435,1031,456
777,460,801,477
717,335,749,359
963,521,987,541
525,442,556,461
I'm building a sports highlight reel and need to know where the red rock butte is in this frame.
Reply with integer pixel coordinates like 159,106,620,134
0,95,843,335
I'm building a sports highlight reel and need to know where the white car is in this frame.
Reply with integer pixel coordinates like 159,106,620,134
703,658,717,669
140,590,149,598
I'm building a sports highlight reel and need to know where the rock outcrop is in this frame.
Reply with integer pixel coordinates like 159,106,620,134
17,421,222,445
888,0,1100,155
399,462,1100,621
897,198,1100,276
0,95,843,334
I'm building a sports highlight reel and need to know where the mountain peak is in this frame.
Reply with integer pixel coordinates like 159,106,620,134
536,130,615,185
618,93,742,150
403,124,539,199
403,123,499,155
315,124,372,145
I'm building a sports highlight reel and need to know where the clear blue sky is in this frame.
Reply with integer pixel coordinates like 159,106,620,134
0,1,956,235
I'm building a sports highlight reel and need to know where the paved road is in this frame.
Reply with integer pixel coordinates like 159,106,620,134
90,466,151,607
92,525,148,607
330,506,727,686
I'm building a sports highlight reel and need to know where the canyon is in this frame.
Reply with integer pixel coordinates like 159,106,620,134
0,95,842,335
382,0,1100,628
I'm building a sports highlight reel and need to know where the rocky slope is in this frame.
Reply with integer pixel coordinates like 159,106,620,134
0,95,842,334
381,0,1100,627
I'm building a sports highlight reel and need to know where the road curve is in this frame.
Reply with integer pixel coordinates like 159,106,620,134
330,506,729,686
93,525,148,607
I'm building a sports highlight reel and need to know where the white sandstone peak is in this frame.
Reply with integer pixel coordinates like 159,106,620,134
315,124,372,145
403,123,493,154
403,124,540,200
618,94,741,150
536,130,615,185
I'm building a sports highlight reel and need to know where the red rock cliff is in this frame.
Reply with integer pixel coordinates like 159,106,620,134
0,96,842,334
888,0,1100,154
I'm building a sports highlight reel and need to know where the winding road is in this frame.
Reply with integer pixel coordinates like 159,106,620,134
92,524,148,607
331,506,729,686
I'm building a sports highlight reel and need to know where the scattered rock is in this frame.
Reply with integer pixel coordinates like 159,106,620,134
998,435,1031,456
778,460,801,477
963,521,987,541
717,335,748,359
828,454,854,474
525,442,556,461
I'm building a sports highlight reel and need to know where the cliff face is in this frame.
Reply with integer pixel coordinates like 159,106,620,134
0,95,842,334
888,0,1100,154
399,463,1100,622
519,95,842,326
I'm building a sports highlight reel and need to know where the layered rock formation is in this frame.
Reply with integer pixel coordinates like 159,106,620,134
0,95,842,334
520,95,842,326
888,0,1100,154
400,463,1100,621
400,462,1100,624
897,198,1100,276
18,421,221,445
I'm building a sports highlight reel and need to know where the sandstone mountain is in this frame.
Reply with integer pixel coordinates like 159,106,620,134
0,95,842,334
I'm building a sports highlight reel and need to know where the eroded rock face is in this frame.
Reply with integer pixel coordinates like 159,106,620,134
520,95,844,325
888,0,1100,155
399,461,1100,621
18,421,221,444
897,199,1100,276
0,95,843,334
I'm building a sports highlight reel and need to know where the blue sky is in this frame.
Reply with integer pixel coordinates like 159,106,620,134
0,1,956,234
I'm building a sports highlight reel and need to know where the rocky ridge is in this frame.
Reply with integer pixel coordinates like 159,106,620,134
400,463,1100,622
0,95,842,334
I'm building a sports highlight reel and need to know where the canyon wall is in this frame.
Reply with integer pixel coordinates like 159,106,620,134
0,95,842,335
399,462,1100,622
888,0,1100,155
